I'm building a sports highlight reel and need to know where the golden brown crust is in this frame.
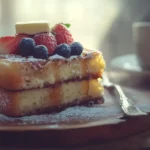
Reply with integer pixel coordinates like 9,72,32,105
0,49,105,91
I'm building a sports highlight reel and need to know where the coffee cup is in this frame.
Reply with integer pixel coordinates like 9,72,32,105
133,22,150,70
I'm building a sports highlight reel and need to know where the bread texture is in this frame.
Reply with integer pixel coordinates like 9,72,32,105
0,79,104,117
0,49,105,91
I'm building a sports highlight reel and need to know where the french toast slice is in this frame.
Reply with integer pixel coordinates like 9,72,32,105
0,49,105,91
0,79,104,117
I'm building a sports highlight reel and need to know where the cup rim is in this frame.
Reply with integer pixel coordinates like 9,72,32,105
132,22,150,28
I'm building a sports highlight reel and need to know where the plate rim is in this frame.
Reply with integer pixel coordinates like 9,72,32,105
0,116,123,131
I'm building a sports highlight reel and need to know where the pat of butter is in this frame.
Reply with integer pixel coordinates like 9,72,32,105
15,21,50,35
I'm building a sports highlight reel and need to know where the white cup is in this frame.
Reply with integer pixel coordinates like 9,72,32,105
133,22,150,70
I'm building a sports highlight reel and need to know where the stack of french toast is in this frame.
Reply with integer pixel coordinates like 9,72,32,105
0,21,105,117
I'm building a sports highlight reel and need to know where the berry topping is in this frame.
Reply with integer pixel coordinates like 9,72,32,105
33,45,48,59
34,32,57,55
0,34,28,54
18,38,35,57
71,42,83,55
55,43,71,58
52,23,74,45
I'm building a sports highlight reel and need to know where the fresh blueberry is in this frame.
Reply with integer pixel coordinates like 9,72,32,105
33,45,48,59
18,38,36,57
55,44,71,58
71,42,83,55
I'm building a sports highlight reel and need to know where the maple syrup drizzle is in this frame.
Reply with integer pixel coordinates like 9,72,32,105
50,61,62,106
81,58,88,77
81,59,90,96
7,93,19,116
50,85,62,106
82,80,89,96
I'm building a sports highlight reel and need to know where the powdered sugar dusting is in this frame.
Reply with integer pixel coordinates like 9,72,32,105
0,55,45,62
48,49,100,61
0,104,122,125
0,89,10,112
49,54,65,60
49,54,80,61
0,49,100,63
21,106,121,125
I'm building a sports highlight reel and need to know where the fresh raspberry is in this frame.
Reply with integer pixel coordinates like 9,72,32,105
52,23,74,45
0,34,28,54
34,32,57,55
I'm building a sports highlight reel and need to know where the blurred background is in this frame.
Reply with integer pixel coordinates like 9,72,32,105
0,0,150,67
